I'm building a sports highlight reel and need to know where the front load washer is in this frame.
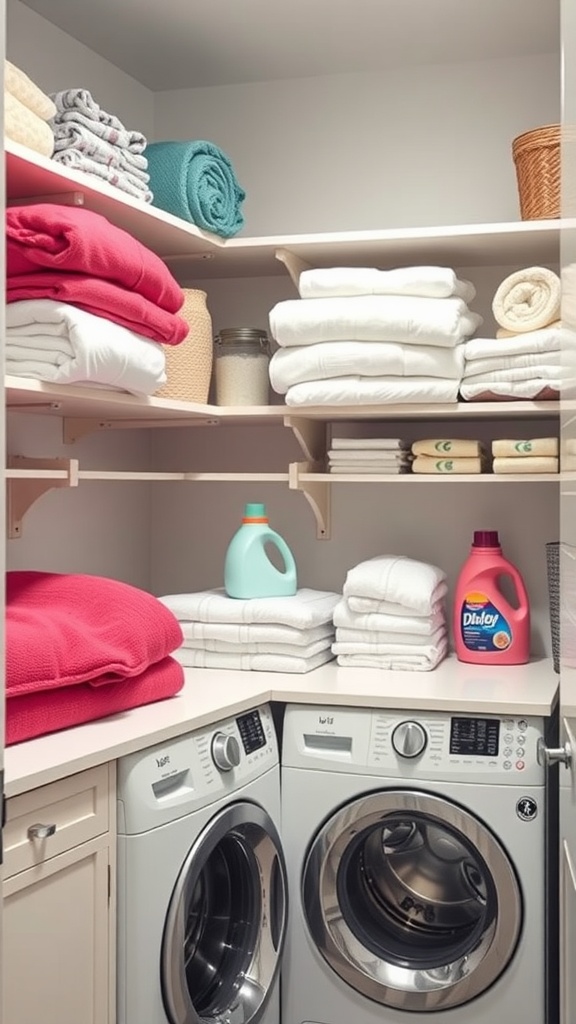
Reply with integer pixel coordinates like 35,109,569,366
117,703,287,1024
281,703,547,1023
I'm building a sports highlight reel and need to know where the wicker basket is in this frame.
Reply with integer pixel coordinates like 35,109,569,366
512,124,560,220
155,289,213,403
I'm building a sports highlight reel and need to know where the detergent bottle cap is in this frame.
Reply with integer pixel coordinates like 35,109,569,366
473,530,500,548
243,502,268,522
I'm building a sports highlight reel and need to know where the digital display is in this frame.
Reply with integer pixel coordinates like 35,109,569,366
236,710,266,754
449,717,499,757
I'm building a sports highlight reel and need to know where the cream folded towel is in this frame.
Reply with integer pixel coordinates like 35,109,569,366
331,437,408,450
159,588,339,629
343,556,446,615
334,598,444,635
336,637,448,672
180,636,333,658
285,376,460,407
4,60,56,120
347,587,448,618
4,91,54,157
298,266,476,302
411,439,482,458
493,456,559,474
335,626,447,648
565,439,576,456
492,267,561,334
463,326,562,363
412,456,484,474
174,646,335,674
492,437,558,458
180,621,334,646
496,319,562,339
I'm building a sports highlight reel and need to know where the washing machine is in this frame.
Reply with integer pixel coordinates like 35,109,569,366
117,703,287,1024
281,703,548,1023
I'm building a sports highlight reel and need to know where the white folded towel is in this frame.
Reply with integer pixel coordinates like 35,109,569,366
269,340,464,393
6,299,166,395
492,267,561,334
269,296,482,349
460,380,560,401
285,376,460,407
492,456,558,474
462,364,562,385
342,556,447,615
335,626,447,648
328,449,410,462
174,646,335,674
333,598,444,635
329,464,410,474
179,621,334,646
463,326,562,363
159,588,340,629
298,266,476,302
180,636,333,657
336,637,448,672
331,437,408,451
464,351,562,379
347,588,448,618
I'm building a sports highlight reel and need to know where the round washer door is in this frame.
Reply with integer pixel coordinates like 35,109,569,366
303,789,522,1013
161,800,287,1024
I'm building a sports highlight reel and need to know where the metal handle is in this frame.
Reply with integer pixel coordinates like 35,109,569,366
27,822,57,840
537,737,572,769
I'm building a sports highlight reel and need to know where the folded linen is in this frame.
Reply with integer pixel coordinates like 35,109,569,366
463,364,562,385
298,266,476,302
269,340,464,393
331,437,408,450
496,320,562,339
460,380,560,401
285,376,460,407
336,638,448,672
335,626,447,648
563,454,576,471
412,456,484,474
328,449,410,462
492,266,561,333
6,571,183,696
411,439,482,458
269,296,482,349
329,464,410,474
5,91,54,157
174,647,335,674
347,589,447,618
159,588,340,629
342,556,446,615
180,636,332,658
51,89,147,150
493,456,558,474
180,620,334,646
145,139,245,238
334,599,444,635
565,439,576,456
6,299,166,395
333,630,447,658
464,351,563,379
463,326,562,363
52,149,153,202
5,60,56,120
492,437,559,458
52,120,149,174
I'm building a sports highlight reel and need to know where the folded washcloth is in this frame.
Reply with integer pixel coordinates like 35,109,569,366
492,438,559,458
493,456,559,474
411,439,482,458
342,556,446,615
336,637,448,672
269,340,464,394
285,376,460,407
174,646,335,674
412,456,484,474
145,139,245,238
5,91,55,157
5,60,56,120
180,620,333,646
492,266,561,334
331,437,408,451
334,598,444,635
347,588,448,618
51,89,147,150
6,299,166,396
159,588,340,629
464,351,562,379
463,326,562,363
180,636,332,658
298,266,476,302
460,380,560,401
269,295,482,349
335,626,447,648
52,149,153,203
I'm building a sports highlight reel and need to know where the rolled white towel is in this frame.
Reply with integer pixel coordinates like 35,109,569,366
342,556,447,616
298,266,476,302
492,267,561,334
333,597,445,635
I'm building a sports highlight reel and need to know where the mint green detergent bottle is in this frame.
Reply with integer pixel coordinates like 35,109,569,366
224,503,298,599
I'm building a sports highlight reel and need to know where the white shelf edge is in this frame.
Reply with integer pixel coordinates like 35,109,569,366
313,473,561,483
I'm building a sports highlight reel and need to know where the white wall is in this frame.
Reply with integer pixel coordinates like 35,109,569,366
154,53,559,235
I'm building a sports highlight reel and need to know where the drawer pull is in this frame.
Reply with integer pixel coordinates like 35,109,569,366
27,823,57,840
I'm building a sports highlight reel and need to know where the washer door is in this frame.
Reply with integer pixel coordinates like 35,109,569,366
161,800,287,1024
303,789,522,1013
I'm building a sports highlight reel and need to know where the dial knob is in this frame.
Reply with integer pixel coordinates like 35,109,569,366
392,721,427,759
211,732,241,772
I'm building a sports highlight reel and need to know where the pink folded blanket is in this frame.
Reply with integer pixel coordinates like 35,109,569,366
6,571,183,696
7,204,184,314
6,655,184,745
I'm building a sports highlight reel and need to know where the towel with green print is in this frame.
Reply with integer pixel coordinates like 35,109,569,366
410,438,486,475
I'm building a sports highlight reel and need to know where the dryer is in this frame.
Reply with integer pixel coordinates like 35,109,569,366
117,703,287,1024
281,703,547,1023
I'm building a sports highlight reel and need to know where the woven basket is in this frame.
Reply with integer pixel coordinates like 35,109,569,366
512,124,560,220
155,289,213,403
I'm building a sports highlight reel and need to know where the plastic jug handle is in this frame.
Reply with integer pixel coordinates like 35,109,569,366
262,530,296,575
497,566,529,614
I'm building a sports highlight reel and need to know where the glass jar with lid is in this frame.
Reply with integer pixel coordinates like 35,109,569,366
214,328,271,406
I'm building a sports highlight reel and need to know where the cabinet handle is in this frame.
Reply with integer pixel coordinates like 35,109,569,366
27,822,57,840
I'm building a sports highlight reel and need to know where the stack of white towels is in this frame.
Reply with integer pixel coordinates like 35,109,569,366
328,437,412,475
159,588,339,674
332,556,448,671
268,266,482,407
461,267,562,402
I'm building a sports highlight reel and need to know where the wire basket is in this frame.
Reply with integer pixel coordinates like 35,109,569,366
512,125,560,220
155,289,213,403
546,541,560,673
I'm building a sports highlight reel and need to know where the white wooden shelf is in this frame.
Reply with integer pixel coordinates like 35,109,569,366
319,473,561,483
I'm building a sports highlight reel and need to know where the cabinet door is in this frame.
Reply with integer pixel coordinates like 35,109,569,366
2,835,111,1024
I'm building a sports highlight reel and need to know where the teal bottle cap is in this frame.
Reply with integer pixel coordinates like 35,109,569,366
244,502,266,517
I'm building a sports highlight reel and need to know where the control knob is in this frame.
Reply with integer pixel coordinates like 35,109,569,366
392,721,427,759
211,732,241,772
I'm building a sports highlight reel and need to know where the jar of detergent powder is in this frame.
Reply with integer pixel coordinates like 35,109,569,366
453,531,530,665
214,328,271,406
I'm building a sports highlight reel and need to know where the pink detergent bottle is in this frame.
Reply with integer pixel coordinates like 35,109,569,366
453,531,530,665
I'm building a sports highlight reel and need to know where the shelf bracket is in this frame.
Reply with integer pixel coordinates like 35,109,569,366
275,248,313,292
7,456,79,539
289,461,331,540
63,416,221,443
283,416,327,463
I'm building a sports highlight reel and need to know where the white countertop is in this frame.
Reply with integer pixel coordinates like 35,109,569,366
4,656,559,797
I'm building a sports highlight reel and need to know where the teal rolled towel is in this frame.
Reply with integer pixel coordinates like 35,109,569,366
144,139,245,238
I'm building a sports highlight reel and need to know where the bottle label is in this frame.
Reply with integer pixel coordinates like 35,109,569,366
460,591,512,652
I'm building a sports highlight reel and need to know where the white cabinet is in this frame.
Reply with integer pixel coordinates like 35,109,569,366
2,764,116,1024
